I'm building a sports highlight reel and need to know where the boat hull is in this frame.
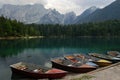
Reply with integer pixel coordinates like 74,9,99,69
93,62,112,67
51,61,96,73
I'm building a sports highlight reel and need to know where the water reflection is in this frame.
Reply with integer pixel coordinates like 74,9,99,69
0,38,120,57
0,37,120,80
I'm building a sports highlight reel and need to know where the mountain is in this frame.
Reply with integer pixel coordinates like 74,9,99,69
64,12,76,24
0,4,76,24
2,0,119,25
0,4,49,24
38,9,64,24
76,0,120,23
74,6,98,23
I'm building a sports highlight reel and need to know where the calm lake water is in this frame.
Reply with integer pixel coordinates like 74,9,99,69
0,37,120,80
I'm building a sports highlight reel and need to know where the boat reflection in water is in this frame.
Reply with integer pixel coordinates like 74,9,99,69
11,73,38,80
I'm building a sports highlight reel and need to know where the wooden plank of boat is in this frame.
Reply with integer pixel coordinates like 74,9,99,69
89,53,120,63
10,62,67,79
51,58,97,73
64,55,78,63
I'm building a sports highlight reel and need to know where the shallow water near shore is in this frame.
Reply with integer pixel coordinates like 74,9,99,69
0,37,120,80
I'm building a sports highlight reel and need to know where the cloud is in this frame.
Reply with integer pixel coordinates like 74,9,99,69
45,0,82,15
45,0,115,15
74,0,116,8
0,0,47,5
0,0,115,15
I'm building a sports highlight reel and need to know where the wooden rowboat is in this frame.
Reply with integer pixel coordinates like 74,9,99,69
51,57,97,73
107,51,120,58
65,54,112,67
10,62,67,79
89,53,120,63
64,54,100,68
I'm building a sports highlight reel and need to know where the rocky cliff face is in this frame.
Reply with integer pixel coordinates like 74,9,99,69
0,4,49,24
0,4,76,24
38,9,64,24
74,6,98,23
64,12,76,24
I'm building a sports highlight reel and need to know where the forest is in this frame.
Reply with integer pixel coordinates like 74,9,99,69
0,16,120,37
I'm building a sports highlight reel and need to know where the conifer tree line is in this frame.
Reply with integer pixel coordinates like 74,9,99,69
0,16,120,37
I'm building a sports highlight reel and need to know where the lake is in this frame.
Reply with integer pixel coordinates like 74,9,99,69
0,37,120,80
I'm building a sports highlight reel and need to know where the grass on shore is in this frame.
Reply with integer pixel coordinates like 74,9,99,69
71,75,95,80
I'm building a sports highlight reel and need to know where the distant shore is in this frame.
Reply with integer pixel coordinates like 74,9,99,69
0,36,119,40
0,36,44,40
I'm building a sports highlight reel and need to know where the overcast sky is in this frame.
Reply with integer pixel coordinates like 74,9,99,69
0,0,115,15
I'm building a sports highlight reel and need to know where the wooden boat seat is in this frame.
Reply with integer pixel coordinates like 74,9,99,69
45,68,66,73
79,64,96,68
53,59,63,64
15,65,28,70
